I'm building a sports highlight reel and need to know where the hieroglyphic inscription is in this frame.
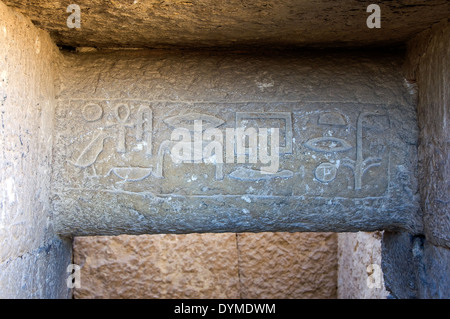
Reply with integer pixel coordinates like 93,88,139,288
317,111,347,126
111,103,134,153
304,110,386,190
341,112,384,190
66,100,389,196
304,136,352,153
71,132,106,168
136,106,153,156
82,103,103,122
235,112,293,155
314,162,337,183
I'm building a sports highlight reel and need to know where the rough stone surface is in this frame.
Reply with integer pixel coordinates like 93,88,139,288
73,233,241,299
337,232,389,299
382,232,450,299
237,232,337,299
387,18,450,299
3,1,450,49
0,1,72,298
0,238,72,298
381,231,418,299
416,241,450,298
52,49,420,236
404,19,450,249
73,232,337,299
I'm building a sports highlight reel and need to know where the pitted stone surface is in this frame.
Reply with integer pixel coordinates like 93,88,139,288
73,233,241,299
73,232,337,299
389,19,450,299
237,232,337,299
52,50,420,236
0,0,58,264
3,1,450,49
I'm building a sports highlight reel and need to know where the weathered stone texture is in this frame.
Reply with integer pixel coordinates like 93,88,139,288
237,232,337,299
337,232,389,299
0,238,72,298
0,1,71,298
405,19,450,249
381,231,419,299
395,18,450,299
3,1,450,49
73,233,240,299
416,241,450,298
52,50,420,236
73,232,337,299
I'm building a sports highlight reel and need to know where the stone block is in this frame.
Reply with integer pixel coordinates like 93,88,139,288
406,20,450,248
73,233,240,299
238,232,337,299
338,232,389,299
52,51,420,236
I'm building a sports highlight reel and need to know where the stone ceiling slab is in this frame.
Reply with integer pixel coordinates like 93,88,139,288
3,0,450,48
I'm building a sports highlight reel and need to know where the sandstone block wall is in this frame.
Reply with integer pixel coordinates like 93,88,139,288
73,232,337,299
0,2,72,298
404,19,449,250
237,232,337,298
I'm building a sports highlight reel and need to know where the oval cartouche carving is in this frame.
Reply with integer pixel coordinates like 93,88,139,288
304,137,352,153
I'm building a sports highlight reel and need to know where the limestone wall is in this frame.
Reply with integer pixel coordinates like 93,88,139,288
337,232,389,299
402,19,450,298
0,2,72,298
73,232,337,299
338,18,450,299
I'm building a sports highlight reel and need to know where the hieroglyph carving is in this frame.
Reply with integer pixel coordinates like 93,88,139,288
136,106,153,156
235,112,293,155
70,132,107,168
70,106,292,181
82,103,103,122
342,112,384,190
314,163,337,183
69,102,387,190
71,101,154,171
110,103,134,153
305,110,385,190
